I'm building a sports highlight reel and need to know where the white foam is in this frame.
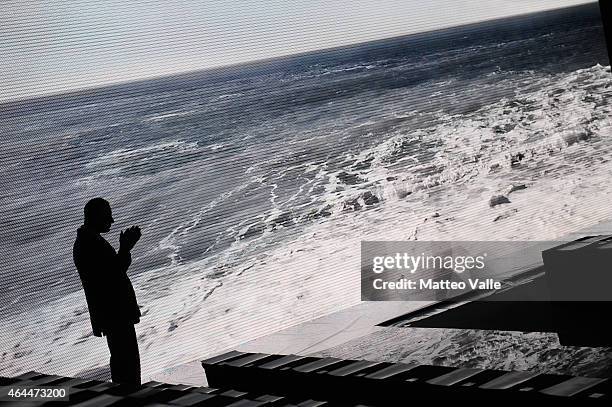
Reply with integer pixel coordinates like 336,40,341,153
144,111,195,122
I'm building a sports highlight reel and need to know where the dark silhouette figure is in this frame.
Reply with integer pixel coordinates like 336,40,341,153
73,198,142,386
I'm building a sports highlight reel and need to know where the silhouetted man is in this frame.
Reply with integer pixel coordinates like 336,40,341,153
73,198,142,386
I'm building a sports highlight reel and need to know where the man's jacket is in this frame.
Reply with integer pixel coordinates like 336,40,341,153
73,225,141,337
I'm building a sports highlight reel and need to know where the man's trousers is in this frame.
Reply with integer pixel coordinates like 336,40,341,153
104,323,141,386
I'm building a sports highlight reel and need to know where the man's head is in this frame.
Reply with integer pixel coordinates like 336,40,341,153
84,197,114,233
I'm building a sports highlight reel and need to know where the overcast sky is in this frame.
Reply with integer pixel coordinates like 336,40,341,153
0,0,597,102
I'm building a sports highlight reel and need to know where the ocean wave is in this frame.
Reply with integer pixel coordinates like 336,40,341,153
217,93,244,100
242,64,610,238
331,64,611,203
199,64,612,244
143,110,195,122
86,140,199,168
80,140,201,183
281,61,386,82
136,64,612,251
157,179,255,265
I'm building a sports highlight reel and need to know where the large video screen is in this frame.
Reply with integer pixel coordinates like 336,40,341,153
1,0,610,385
